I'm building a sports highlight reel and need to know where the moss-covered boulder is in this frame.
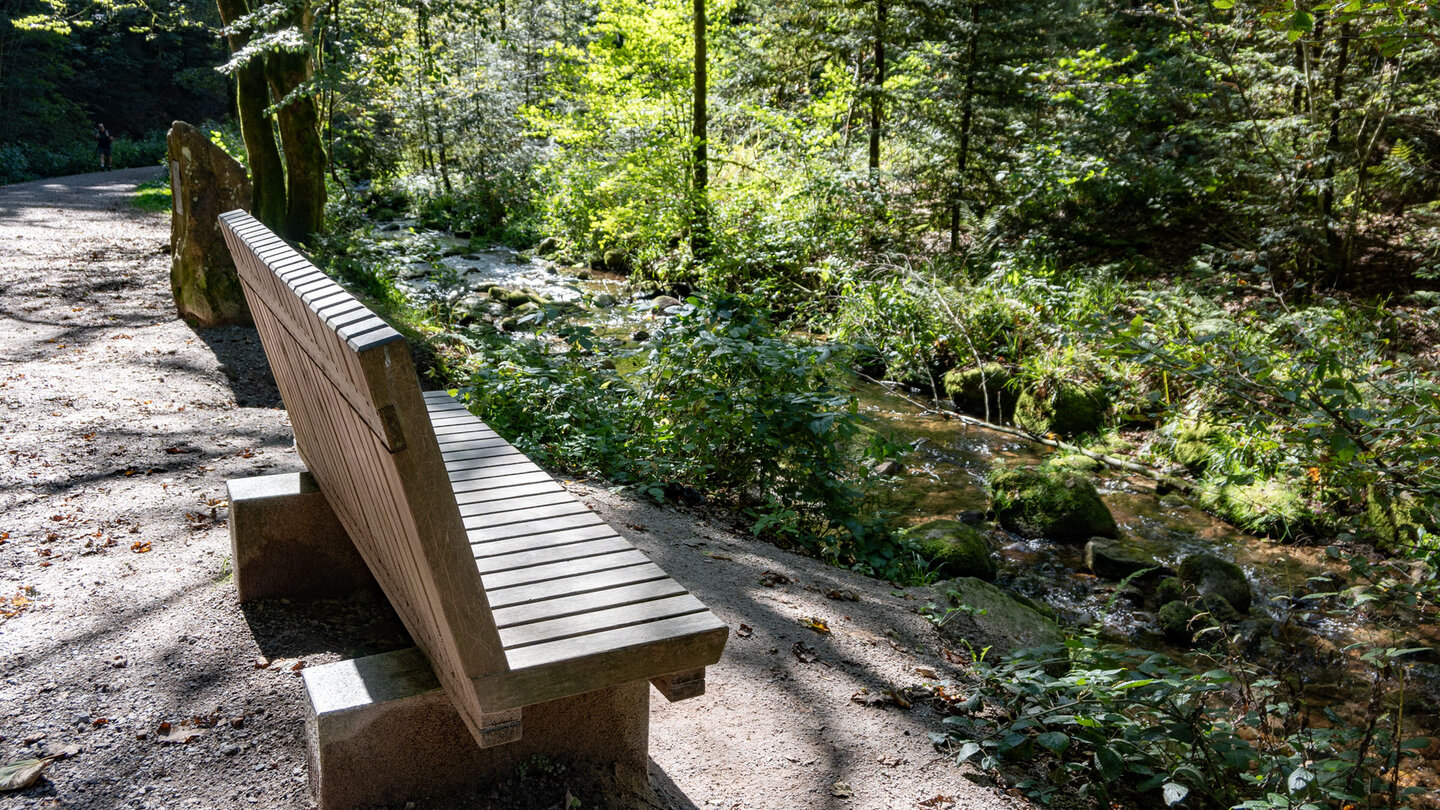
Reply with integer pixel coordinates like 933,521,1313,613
1157,600,1210,643
1366,485,1434,552
1168,418,1219,473
990,466,1119,542
1199,477,1310,538
903,520,996,581
929,577,1063,656
1014,382,1109,438
1155,577,1188,606
1084,537,1163,581
942,363,1015,421
1177,553,1251,614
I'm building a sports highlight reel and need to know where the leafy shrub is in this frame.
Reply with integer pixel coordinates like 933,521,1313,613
454,294,907,575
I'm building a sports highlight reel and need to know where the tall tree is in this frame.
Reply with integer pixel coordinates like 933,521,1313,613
691,0,709,257
215,0,286,229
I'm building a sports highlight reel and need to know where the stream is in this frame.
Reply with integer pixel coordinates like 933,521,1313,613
378,226,1440,800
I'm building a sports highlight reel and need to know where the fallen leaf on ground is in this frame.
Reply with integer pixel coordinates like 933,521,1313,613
735,624,753,638
803,617,831,635
831,781,853,798
824,588,859,601
851,690,890,708
156,723,204,745
791,641,818,663
0,757,58,791
876,755,901,767
703,551,733,561
130,541,151,553
759,570,792,587
918,796,955,808
914,666,938,679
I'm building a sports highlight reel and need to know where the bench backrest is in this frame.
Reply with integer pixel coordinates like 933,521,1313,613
218,211,507,743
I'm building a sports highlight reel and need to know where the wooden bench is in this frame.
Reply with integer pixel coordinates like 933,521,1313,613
217,210,727,806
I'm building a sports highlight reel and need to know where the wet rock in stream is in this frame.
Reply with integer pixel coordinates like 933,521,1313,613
990,465,1119,542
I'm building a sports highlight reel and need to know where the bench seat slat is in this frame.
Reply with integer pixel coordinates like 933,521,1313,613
491,578,690,630
466,515,613,547
484,562,670,609
499,594,709,650
451,471,561,497
505,612,728,672
480,551,651,591
457,491,578,518
453,479,567,505
463,501,594,530
475,536,637,574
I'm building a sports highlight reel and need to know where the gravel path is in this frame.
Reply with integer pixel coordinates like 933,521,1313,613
0,170,1021,810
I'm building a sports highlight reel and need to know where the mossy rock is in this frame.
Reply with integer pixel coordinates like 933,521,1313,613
1014,382,1109,438
1168,418,1219,473
1084,537,1163,581
1155,577,1189,606
942,363,1015,420
1198,477,1310,538
602,248,630,273
1365,485,1433,552
929,577,1063,656
903,520,996,581
1157,600,1210,643
990,466,1119,542
1177,553,1251,614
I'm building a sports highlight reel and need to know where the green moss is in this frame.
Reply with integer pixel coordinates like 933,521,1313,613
1365,485,1433,552
1014,382,1109,438
1157,600,1209,643
933,577,1063,654
1046,452,1103,473
1177,553,1251,614
903,519,996,581
1198,477,1310,538
1155,577,1188,606
942,363,1015,420
990,466,1119,542
1168,418,1219,473
133,177,171,213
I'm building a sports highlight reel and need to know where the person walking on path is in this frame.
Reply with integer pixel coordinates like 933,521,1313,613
95,123,113,170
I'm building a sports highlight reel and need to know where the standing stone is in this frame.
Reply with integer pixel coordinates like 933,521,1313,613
167,120,253,327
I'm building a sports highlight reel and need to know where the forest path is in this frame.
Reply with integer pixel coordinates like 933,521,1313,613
0,170,1019,810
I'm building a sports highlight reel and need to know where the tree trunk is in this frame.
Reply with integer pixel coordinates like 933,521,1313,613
950,1,979,253
215,0,286,231
868,0,885,177
690,0,709,259
418,4,452,196
1322,21,1350,278
263,1,327,242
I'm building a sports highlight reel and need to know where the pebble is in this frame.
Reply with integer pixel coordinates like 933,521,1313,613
222,744,241,756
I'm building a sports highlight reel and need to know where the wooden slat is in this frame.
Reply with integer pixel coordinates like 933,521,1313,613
499,595,708,649
491,578,690,629
469,523,617,556
484,562,670,608
476,539,640,575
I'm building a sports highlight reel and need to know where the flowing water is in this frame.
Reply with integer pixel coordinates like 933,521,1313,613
387,234,1440,799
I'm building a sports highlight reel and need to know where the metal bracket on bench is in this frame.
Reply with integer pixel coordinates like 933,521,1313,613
650,668,706,702
476,709,523,748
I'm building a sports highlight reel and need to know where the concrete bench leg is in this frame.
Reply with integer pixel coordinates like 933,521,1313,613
227,471,378,602
304,648,649,810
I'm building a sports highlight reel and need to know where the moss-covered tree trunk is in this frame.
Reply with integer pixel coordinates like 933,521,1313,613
215,0,286,231
690,0,710,259
264,1,327,242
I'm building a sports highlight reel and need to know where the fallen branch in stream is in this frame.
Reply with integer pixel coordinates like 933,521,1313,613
861,375,1193,494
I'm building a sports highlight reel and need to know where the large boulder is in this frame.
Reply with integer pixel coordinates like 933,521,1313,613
942,363,1015,421
1084,537,1166,581
1014,382,1109,438
902,519,996,581
1177,553,1251,614
990,466,1119,542
928,577,1062,656
167,120,252,327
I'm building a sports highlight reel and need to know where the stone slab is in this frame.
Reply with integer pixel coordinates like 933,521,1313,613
227,471,379,602
304,648,650,810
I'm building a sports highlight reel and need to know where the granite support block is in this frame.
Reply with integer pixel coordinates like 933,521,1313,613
227,471,378,602
304,648,650,810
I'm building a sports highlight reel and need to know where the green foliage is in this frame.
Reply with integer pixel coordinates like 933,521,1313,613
948,631,1434,808
0,129,167,185
132,174,172,213
453,294,907,576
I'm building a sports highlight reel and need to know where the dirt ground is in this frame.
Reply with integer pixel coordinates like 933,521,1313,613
0,170,1022,810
